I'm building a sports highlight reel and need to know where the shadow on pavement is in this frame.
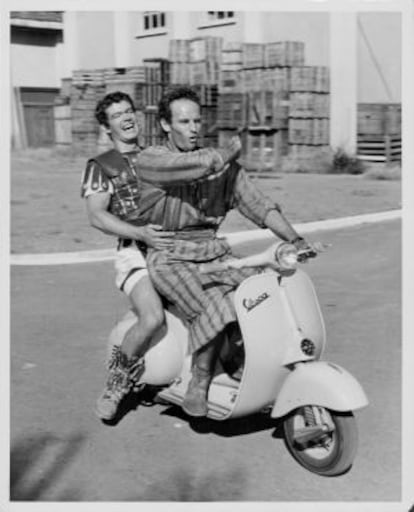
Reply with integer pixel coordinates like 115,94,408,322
10,432,85,501
101,385,166,426
161,404,281,437
134,467,248,501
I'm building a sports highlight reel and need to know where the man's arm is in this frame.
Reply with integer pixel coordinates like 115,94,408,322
137,137,241,186
85,192,174,250
232,166,303,245
263,209,302,244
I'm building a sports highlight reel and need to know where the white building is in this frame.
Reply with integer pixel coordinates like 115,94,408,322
10,10,402,151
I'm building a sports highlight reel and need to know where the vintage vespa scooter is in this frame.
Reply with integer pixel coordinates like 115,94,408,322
107,241,368,477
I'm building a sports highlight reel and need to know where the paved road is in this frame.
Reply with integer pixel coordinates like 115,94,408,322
10,220,401,504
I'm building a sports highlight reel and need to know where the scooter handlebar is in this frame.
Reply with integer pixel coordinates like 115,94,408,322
200,241,329,274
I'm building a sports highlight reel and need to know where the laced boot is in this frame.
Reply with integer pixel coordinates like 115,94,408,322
95,345,145,421
182,342,218,417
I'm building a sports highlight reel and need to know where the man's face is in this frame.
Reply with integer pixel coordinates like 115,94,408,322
161,99,201,151
105,100,139,144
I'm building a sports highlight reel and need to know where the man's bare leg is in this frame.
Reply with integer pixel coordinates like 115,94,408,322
122,275,165,358
96,276,165,421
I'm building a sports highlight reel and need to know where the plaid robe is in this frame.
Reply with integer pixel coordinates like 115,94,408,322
141,144,280,353
147,238,258,353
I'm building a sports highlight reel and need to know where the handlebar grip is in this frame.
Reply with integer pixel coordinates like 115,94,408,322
297,248,318,262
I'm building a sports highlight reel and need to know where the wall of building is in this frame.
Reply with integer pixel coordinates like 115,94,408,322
357,12,401,103
129,12,242,65
60,10,401,104
11,27,62,88
261,12,329,66
72,12,116,69
130,11,169,66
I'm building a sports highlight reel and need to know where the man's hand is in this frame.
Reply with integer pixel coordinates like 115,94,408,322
135,224,175,250
217,136,242,166
292,237,329,262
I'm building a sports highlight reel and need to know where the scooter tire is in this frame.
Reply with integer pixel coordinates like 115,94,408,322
283,407,358,477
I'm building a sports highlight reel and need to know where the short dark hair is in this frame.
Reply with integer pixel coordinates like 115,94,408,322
158,85,201,125
95,91,135,127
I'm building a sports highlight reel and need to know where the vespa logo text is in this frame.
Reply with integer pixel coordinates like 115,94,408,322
243,292,270,313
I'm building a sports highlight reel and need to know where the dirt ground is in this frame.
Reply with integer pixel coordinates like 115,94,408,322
10,147,401,254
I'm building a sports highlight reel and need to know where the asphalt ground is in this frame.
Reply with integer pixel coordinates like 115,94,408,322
10,219,401,506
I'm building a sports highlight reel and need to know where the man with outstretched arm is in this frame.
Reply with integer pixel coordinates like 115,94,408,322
133,86,315,417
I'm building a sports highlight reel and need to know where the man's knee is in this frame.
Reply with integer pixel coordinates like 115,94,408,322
128,276,165,332
141,307,165,334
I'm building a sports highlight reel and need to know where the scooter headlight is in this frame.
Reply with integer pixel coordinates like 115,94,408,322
274,243,298,269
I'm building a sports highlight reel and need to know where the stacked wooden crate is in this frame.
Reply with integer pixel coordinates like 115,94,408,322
216,41,330,171
103,66,147,107
241,43,300,171
141,59,170,146
169,37,223,147
70,69,106,154
288,65,330,160
217,42,245,159
169,39,191,85
188,37,223,86
169,37,223,86
193,84,219,147
188,38,222,147
68,60,170,153
357,103,401,163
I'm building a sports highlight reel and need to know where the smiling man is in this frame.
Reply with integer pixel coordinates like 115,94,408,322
81,91,241,421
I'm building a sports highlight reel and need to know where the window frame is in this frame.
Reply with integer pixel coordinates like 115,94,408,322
198,11,237,29
136,11,167,39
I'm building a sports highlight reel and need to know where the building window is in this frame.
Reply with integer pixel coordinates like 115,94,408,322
143,11,166,31
137,11,167,39
199,11,236,29
207,11,234,21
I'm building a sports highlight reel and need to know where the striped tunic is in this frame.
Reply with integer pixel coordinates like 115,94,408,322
80,146,226,225
139,143,280,353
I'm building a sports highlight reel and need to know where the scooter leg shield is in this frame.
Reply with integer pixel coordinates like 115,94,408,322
271,361,369,418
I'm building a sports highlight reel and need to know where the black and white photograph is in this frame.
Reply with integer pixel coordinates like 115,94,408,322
2,0,413,510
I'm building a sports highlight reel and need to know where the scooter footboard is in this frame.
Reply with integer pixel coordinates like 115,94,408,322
271,361,369,418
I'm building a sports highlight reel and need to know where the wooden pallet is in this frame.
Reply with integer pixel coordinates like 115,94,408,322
357,134,401,163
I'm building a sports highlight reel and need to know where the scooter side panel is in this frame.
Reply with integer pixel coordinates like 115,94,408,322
271,361,369,418
229,272,299,417
281,269,326,358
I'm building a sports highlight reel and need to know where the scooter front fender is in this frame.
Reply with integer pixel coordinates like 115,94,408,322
271,361,369,418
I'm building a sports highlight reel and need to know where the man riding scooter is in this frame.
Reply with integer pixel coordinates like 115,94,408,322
130,85,318,417
81,91,243,421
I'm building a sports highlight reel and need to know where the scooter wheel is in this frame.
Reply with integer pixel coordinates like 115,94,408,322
283,406,358,477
